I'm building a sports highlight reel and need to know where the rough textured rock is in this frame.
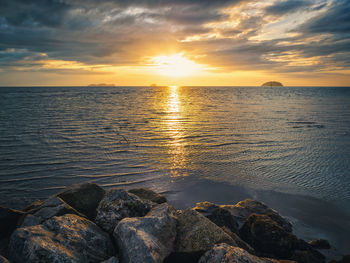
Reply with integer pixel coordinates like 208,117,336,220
198,243,282,263
308,238,331,249
222,199,292,232
239,214,299,259
96,189,153,233
8,214,115,263
21,196,84,227
291,249,325,263
174,209,236,261
0,206,24,238
0,255,10,263
0,255,9,263
331,255,350,263
57,182,105,219
221,226,255,255
101,256,120,263
193,202,219,217
207,207,239,234
114,203,177,263
129,188,167,204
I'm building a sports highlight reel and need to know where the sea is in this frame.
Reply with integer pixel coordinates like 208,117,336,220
0,86,349,253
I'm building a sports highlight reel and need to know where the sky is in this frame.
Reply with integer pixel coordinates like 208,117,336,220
0,0,349,86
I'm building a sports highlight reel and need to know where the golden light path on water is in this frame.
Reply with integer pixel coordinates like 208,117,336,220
166,86,188,177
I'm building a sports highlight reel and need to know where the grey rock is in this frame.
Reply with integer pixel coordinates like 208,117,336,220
96,189,153,233
175,209,236,257
57,182,105,219
0,255,10,263
221,226,255,255
114,203,177,263
239,214,299,259
198,243,281,263
193,202,219,217
21,196,84,227
308,238,331,249
222,199,292,232
101,256,120,263
0,206,24,238
207,207,239,234
129,188,167,204
8,214,115,263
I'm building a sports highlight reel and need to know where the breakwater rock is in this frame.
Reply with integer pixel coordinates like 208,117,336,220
0,183,347,263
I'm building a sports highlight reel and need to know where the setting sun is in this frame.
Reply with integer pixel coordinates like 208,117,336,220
150,53,203,77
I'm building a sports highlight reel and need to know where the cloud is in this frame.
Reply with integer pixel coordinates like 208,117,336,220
0,0,349,82
301,0,350,33
265,0,311,15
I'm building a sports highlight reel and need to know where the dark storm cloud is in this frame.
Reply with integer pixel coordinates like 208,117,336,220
265,0,311,15
0,0,70,27
301,0,350,33
0,0,349,75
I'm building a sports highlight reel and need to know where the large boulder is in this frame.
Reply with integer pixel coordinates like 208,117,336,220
193,202,239,234
95,189,153,233
221,226,255,255
172,209,236,262
193,202,219,217
129,188,167,204
0,206,24,238
222,199,292,232
57,182,105,219
21,196,85,227
198,243,284,263
239,214,299,259
114,203,177,263
8,214,115,263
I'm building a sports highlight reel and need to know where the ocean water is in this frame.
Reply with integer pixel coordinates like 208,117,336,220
1,86,350,252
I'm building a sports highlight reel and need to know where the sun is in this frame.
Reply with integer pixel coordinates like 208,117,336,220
150,53,202,77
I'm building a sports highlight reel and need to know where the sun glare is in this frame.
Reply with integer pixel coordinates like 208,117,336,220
150,53,202,77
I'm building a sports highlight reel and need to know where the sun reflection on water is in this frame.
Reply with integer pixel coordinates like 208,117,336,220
166,86,187,177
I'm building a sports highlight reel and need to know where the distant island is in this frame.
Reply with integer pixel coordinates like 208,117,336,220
261,81,283,87
88,83,115,87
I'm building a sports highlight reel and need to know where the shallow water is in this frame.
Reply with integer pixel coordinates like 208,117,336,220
1,86,350,252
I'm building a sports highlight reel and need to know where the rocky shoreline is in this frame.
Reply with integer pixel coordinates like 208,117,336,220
0,183,349,263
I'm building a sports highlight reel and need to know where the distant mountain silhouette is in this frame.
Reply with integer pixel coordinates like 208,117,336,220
261,81,283,87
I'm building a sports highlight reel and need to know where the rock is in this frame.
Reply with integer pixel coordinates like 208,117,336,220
21,196,85,227
0,255,10,263
8,214,115,263
207,207,239,234
332,255,350,263
261,81,283,87
291,249,325,263
308,238,331,249
57,182,105,219
222,199,292,232
193,202,219,217
0,206,24,238
174,209,236,261
129,188,167,204
114,203,177,263
101,256,120,263
198,243,282,263
239,214,299,259
221,226,255,255
96,189,153,233
21,200,44,212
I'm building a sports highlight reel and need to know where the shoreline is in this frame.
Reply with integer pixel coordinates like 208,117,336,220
1,182,349,263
